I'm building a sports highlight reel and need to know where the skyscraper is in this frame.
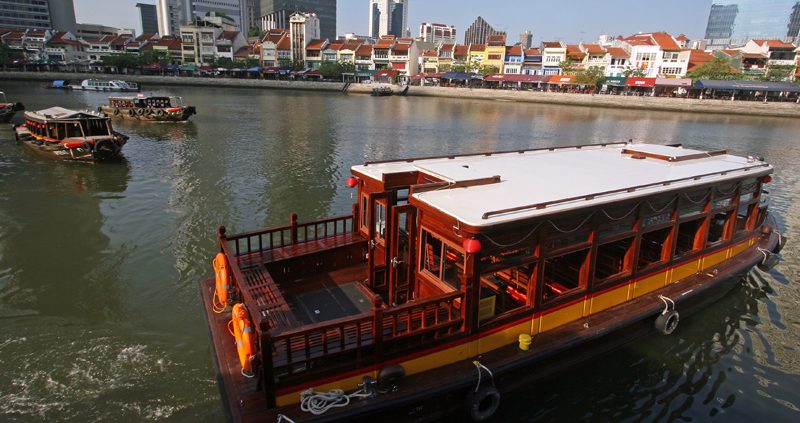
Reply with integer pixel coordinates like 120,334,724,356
260,0,336,40
369,0,408,38
705,0,800,40
137,3,159,35
464,16,502,45
156,0,185,36
0,0,76,32
191,0,249,31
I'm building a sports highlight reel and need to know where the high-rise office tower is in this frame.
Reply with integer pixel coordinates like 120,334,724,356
0,0,76,32
464,16,502,45
705,0,800,40
137,3,159,35
261,1,336,40
369,0,408,38
419,22,456,45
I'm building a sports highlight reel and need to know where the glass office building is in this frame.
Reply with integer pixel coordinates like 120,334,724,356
705,0,800,40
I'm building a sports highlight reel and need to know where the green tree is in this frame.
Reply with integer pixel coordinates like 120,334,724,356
0,42,23,65
216,57,233,69
559,59,577,75
686,56,738,81
319,60,341,78
763,64,794,82
339,61,355,75
438,63,452,72
100,53,139,69
478,64,499,75
248,27,261,38
450,64,467,73
139,49,169,65
575,66,606,86
623,67,647,78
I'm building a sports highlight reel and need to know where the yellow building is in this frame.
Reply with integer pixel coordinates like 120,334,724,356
467,43,486,72
484,34,506,73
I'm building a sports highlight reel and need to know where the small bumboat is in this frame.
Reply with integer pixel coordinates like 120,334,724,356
14,107,128,162
371,86,394,96
72,79,140,92
199,142,784,422
46,80,72,90
0,91,24,123
99,95,197,122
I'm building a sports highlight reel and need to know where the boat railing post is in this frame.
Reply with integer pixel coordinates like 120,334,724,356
290,213,298,244
352,203,359,233
373,295,384,356
217,225,226,253
261,331,277,408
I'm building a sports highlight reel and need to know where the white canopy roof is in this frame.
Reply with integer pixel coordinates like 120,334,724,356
352,143,771,228
28,107,104,120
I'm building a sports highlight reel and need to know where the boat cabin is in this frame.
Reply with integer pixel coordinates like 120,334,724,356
108,96,182,109
24,107,112,140
211,142,772,410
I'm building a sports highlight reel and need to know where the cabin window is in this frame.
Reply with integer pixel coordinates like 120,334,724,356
374,201,386,239
543,215,591,253
675,218,705,257
542,248,589,302
396,188,409,205
479,245,536,273
707,212,731,245
679,189,709,217
638,227,672,269
734,203,753,235
479,261,534,322
81,119,110,136
642,195,676,228
597,203,637,239
66,123,83,138
420,229,464,291
594,236,634,282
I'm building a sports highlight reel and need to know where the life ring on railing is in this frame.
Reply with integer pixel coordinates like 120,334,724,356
212,252,229,313
466,385,501,422
231,303,256,377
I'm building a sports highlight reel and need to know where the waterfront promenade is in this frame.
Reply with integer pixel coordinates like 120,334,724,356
2,71,798,118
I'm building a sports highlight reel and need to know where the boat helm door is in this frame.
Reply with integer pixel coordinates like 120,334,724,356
368,191,392,293
389,204,416,305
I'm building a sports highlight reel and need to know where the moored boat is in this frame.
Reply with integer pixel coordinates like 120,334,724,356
0,91,25,123
46,80,73,89
14,107,128,162
72,79,140,92
371,86,394,96
99,95,197,122
198,142,784,422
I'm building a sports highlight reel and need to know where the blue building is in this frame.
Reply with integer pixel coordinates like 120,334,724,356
705,0,800,40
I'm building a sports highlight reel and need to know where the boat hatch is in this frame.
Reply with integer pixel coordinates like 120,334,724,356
621,144,728,162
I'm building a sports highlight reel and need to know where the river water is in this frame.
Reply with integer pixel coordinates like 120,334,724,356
0,81,797,422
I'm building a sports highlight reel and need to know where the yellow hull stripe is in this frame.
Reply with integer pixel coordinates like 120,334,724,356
275,236,754,406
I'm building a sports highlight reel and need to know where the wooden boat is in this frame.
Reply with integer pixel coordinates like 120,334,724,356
99,95,197,122
371,86,394,96
0,91,24,123
14,107,128,162
72,79,140,92
198,142,784,422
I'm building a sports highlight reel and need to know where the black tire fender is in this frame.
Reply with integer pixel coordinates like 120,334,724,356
655,310,679,335
377,364,405,392
466,385,501,422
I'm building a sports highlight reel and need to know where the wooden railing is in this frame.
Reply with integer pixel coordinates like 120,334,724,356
222,211,357,258
267,290,465,381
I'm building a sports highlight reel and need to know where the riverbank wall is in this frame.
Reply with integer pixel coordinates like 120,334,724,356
2,71,799,118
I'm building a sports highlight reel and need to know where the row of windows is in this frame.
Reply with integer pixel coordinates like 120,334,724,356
418,179,762,325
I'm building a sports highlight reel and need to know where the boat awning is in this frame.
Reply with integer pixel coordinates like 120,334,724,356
694,79,800,93
604,76,627,86
625,77,657,87
485,74,547,82
655,77,692,87
374,69,400,77
441,72,478,81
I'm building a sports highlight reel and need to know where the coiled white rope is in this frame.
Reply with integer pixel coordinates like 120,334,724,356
300,387,372,415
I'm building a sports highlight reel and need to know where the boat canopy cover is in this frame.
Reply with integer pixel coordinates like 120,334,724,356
51,80,67,87
695,79,800,93
31,107,103,120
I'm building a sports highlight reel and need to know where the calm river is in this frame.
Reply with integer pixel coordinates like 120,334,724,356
0,81,798,422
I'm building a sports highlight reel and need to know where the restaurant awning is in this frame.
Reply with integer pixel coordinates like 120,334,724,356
604,76,627,86
264,66,280,74
356,69,378,77
625,77,657,87
374,69,400,77
246,66,261,73
178,64,198,71
485,74,547,82
655,77,692,87
441,71,479,81
547,75,579,84
411,72,444,79
695,79,800,93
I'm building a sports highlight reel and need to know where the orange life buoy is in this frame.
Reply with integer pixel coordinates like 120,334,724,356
212,252,229,313
231,303,256,377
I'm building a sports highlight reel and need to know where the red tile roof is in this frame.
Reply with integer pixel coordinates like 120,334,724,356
306,39,327,50
374,38,394,48
524,48,541,55
506,45,522,55
263,29,287,44
720,49,740,56
606,47,629,57
392,43,410,52
277,36,290,50
327,41,345,51
342,39,362,51
136,33,156,41
46,31,82,46
687,49,716,72
566,44,585,59
542,41,562,49
439,43,455,52
583,44,605,54
486,34,506,46
741,53,767,60
355,44,372,56
144,36,181,50
423,49,437,57
753,39,795,49
649,32,681,51
469,44,485,52
233,46,250,58
675,34,689,41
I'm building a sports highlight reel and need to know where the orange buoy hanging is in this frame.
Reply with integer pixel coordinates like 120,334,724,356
212,253,230,313
231,303,256,377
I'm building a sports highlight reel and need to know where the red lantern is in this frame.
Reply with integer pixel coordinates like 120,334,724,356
463,237,482,254
346,177,358,188
762,175,773,184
